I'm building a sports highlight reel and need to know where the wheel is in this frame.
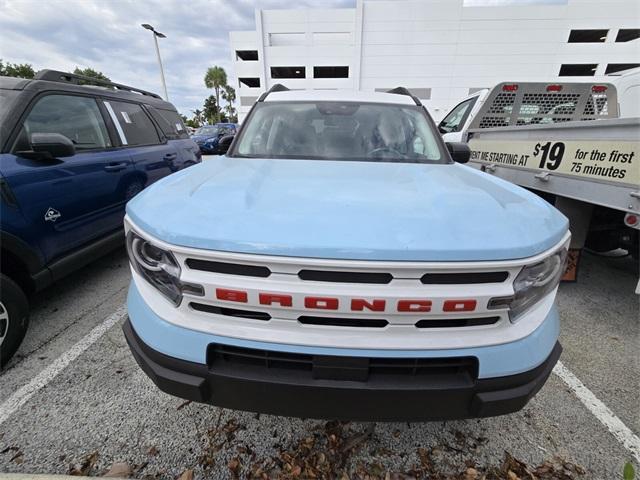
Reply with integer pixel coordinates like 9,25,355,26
124,179,144,201
585,230,620,253
0,274,29,368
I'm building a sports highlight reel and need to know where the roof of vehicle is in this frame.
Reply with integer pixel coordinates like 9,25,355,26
0,73,176,111
606,66,640,79
264,89,417,106
0,76,31,90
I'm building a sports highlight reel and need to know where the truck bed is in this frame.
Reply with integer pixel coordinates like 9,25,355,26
467,117,639,214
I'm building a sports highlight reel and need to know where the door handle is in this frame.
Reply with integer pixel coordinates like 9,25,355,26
163,153,177,160
104,162,128,172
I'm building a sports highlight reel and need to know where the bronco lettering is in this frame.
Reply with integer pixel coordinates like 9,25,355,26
214,289,477,313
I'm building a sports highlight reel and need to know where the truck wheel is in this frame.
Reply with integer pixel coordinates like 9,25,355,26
0,274,29,368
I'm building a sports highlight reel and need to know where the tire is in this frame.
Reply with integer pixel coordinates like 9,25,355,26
124,179,144,201
0,274,29,368
585,230,619,253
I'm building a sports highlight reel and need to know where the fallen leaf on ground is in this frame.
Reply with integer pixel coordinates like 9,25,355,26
341,423,375,453
228,456,241,478
69,451,99,476
104,462,132,478
177,468,194,480
10,451,24,464
465,467,479,480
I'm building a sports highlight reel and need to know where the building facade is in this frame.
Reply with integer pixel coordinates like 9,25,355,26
230,0,639,122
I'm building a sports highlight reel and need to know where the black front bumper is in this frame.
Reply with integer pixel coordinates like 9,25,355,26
123,319,561,421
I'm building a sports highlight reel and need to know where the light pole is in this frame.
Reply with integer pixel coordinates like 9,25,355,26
141,23,169,101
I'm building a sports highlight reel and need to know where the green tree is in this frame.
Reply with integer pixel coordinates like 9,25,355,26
0,59,35,79
221,85,237,121
185,118,200,129
203,96,219,125
73,67,111,84
191,109,204,126
204,66,227,122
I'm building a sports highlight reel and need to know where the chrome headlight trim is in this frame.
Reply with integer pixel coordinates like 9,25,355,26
488,237,570,322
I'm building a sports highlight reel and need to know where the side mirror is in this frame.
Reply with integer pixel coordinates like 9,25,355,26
218,134,234,155
445,142,470,164
30,133,75,158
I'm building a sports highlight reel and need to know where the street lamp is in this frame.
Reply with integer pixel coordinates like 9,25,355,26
141,23,169,101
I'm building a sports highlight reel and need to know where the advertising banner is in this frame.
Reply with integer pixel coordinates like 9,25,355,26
468,139,638,186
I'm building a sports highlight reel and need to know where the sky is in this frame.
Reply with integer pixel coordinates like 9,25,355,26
0,0,567,117
0,0,354,117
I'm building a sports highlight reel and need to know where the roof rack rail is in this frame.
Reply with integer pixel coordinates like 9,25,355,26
386,87,422,106
34,69,163,99
258,83,289,102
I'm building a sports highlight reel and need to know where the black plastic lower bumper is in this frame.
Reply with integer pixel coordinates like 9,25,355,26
123,319,561,421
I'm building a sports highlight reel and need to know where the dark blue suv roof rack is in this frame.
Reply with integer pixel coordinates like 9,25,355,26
34,70,163,99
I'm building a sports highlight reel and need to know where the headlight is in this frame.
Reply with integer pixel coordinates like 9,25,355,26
488,246,568,322
126,230,203,306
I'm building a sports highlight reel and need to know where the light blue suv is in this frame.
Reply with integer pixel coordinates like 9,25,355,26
123,85,569,421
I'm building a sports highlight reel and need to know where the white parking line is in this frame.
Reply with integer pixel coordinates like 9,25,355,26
553,361,640,463
0,305,127,426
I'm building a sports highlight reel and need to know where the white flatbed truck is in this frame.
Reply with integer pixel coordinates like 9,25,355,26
439,69,639,288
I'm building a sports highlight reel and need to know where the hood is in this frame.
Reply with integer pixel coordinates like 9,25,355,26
190,135,213,143
126,157,568,261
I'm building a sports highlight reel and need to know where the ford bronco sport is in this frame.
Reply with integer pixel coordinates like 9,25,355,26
123,86,569,421
0,70,200,366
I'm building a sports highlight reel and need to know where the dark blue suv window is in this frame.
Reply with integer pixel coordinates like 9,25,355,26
14,95,111,151
148,107,189,140
105,100,160,146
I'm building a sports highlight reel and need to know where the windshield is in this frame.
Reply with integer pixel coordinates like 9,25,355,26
231,101,446,163
194,125,219,136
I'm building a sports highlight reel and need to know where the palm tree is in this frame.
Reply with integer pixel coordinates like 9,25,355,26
221,85,236,120
204,66,227,122
203,96,219,124
191,109,204,125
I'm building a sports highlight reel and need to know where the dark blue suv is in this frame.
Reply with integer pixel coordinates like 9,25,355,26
0,70,201,366
191,123,238,154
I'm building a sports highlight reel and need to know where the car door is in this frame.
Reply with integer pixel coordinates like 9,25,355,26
1,93,135,262
103,99,176,186
439,96,478,143
147,106,199,168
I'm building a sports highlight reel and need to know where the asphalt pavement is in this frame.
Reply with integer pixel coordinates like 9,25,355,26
0,245,638,479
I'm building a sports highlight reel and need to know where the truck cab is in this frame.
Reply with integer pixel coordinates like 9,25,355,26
438,89,488,143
